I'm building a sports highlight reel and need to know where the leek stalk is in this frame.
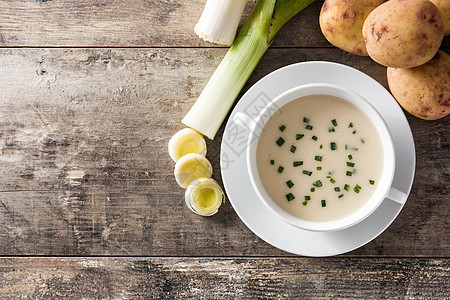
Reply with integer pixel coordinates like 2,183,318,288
183,0,316,139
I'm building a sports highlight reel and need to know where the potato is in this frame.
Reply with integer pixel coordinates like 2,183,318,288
363,0,444,68
319,0,385,56
429,0,450,36
387,51,449,120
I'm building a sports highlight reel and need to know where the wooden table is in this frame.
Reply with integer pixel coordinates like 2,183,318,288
0,0,448,298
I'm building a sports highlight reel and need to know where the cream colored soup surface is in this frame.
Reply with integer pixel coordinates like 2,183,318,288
256,94,383,222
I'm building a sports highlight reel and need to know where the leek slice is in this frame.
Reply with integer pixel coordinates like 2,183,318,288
185,177,225,216
174,153,213,188
168,128,207,162
183,0,316,139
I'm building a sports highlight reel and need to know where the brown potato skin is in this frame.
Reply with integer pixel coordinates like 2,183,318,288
387,51,450,120
429,0,450,36
363,0,444,68
319,0,385,56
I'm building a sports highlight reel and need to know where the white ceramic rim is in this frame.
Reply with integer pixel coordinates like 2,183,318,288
246,83,396,232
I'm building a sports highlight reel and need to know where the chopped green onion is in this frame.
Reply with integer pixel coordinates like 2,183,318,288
316,166,322,170
352,168,357,174
320,144,323,149
347,162,355,167
330,142,337,150
302,170,312,176
296,134,304,140
354,184,361,193
344,184,350,191
334,187,340,192
345,144,348,150
346,171,352,176
312,135,318,141
276,137,285,146
351,147,359,151
328,127,335,132
314,156,323,162
360,138,365,144
369,180,375,185
302,201,308,206
279,125,286,132
270,159,274,165
338,194,344,198
290,145,297,153
304,196,310,201
303,117,309,123
326,175,331,178
348,122,353,128
310,187,315,192
313,180,323,187
348,154,353,160
278,166,284,173
286,193,295,201
352,130,357,135
321,200,326,207
305,125,313,130
293,161,303,167
332,119,337,126
286,180,294,188
182,0,316,139
328,171,333,175
330,178,336,184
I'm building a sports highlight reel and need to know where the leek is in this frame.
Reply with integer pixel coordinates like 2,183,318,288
195,0,248,45
183,0,316,139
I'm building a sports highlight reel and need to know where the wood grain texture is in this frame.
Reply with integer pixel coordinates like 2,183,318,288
0,48,449,256
0,257,449,299
0,0,448,48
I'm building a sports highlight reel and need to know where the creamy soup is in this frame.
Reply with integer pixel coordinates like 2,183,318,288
256,94,383,222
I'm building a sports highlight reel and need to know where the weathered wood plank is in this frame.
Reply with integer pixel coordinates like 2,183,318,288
0,48,449,256
0,257,448,299
1,0,448,48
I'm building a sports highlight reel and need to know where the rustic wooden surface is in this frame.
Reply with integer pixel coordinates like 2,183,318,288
0,0,449,297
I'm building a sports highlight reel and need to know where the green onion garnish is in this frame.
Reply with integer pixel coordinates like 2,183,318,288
314,156,323,162
302,170,312,176
293,161,303,167
344,184,350,191
321,200,326,207
352,130,357,135
279,125,286,132
302,201,308,206
334,187,340,192
310,187,315,192
361,138,365,144
348,122,353,128
304,196,310,201
316,166,322,170
305,125,313,130
290,145,297,153
328,127,335,132
338,194,344,198
346,171,352,176
320,144,323,149
347,162,355,167
278,166,284,173
330,178,336,184
313,180,323,187
276,137,285,146
330,142,337,150
345,144,348,150
332,119,338,126
354,184,361,193
270,159,274,165
296,134,304,140
348,154,353,160
312,135,318,141
286,193,295,201
352,168,357,174
369,180,375,185
286,180,294,188
303,117,309,123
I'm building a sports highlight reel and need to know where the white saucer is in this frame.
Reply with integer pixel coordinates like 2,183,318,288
220,61,416,257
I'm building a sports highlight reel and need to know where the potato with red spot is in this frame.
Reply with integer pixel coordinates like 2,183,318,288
319,0,385,56
363,0,444,68
387,51,449,120
429,0,450,36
